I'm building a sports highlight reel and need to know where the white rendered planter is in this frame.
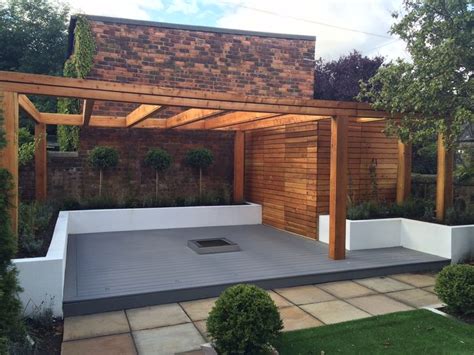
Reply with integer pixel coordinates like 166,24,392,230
319,215,474,263
13,203,262,317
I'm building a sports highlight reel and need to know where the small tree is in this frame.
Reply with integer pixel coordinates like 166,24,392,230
88,146,118,196
314,50,384,101
358,0,473,147
144,148,172,201
185,148,214,199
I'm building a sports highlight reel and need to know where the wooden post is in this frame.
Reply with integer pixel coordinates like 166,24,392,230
233,131,245,203
396,140,412,205
35,123,47,201
0,91,19,236
329,116,348,260
436,133,453,221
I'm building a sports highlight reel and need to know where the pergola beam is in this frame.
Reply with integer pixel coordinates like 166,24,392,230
396,140,412,205
436,133,453,221
166,108,223,128
0,91,19,236
82,99,95,126
233,131,245,203
222,114,329,131
204,112,280,129
19,94,41,123
35,123,47,201
329,116,349,260
0,71,394,118
126,104,162,127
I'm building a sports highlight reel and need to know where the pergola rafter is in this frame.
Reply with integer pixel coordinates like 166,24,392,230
1,70,431,261
82,99,95,126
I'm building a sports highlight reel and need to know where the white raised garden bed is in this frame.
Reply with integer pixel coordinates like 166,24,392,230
319,215,474,264
12,203,262,317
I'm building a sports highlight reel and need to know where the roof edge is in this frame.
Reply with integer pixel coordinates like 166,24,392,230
71,14,316,41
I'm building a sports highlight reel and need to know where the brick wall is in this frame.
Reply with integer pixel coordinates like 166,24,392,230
20,129,234,202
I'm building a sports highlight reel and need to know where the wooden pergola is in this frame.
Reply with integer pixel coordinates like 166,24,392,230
0,71,453,260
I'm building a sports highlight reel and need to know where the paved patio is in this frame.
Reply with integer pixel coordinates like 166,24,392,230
61,272,441,355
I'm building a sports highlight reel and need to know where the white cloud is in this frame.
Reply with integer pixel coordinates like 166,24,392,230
210,0,409,61
167,0,199,15
68,0,164,20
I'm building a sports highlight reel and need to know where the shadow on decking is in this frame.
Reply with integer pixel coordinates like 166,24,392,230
63,224,449,316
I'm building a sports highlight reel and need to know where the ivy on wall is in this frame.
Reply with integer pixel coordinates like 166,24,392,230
57,15,95,151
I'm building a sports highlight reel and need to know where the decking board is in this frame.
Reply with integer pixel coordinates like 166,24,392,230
63,224,449,316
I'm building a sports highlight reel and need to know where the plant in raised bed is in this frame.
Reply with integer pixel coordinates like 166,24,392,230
144,148,172,201
88,146,119,197
207,284,282,354
185,148,214,200
435,264,474,316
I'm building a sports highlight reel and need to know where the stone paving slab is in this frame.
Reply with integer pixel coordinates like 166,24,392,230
422,285,436,294
318,281,376,299
133,323,204,355
279,306,323,331
63,311,130,341
62,272,443,354
354,276,414,293
301,300,371,324
62,333,137,355
386,288,441,308
126,303,190,331
274,285,335,305
346,294,414,315
267,290,293,308
193,320,209,341
390,273,436,288
180,298,217,321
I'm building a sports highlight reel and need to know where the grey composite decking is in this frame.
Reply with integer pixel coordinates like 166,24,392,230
64,224,449,316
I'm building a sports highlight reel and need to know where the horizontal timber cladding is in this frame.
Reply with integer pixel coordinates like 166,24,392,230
245,119,398,239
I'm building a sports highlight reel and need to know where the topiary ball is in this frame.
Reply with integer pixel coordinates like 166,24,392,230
207,284,282,354
88,146,119,170
144,148,172,172
435,264,474,315
185,148,214,170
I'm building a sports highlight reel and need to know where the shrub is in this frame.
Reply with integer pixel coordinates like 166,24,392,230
144,148,172,200
18,201,54,257
185,148,214,199
347,198,435,221
207,284,282,354
0,169,25,352
435,264,474,315
88,146,119,196
445,207,474,226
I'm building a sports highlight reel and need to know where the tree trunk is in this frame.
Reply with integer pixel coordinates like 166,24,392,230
199,168,202,200
99,169,103,197
155,170,159,201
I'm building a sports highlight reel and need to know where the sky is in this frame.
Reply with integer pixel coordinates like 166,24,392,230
67,0,410,61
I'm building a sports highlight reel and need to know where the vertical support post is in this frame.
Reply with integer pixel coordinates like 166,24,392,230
233,130,245,203
329,116,348,260
35,123,47,201
436,133,453,221
0,91,19,236
396,140,412,205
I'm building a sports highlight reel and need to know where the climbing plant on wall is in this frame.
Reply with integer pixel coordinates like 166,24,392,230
57,15,95,151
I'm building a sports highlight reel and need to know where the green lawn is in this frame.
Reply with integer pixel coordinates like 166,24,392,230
277,310,474,354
